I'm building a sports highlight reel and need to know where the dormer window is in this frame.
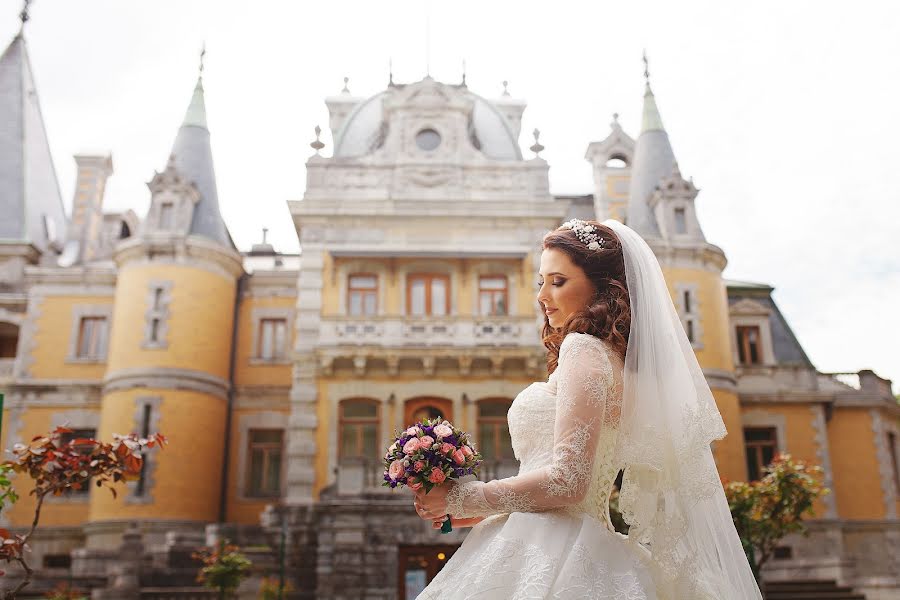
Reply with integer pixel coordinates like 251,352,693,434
415,128,441,151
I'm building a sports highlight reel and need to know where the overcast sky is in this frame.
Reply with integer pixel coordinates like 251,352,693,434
4,0,898,392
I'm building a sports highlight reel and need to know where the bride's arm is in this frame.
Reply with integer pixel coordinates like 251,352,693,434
446,333,618,519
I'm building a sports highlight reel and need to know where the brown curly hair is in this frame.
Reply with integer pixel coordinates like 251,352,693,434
541,220,631,374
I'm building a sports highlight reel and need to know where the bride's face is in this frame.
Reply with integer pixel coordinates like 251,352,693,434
537,248,597,328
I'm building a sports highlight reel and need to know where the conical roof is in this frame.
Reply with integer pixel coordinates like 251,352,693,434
0,33,66,250
168,76,234,249
626,83,676,238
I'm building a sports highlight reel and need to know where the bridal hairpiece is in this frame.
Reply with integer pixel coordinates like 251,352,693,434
560,219,606,251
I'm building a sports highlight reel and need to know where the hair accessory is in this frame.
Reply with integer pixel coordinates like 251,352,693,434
560,219,605,250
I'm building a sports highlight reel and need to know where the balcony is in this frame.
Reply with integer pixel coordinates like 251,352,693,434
321,315,540,348
335,458,389,495
334,458,521,496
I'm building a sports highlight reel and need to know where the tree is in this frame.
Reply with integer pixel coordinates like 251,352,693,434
0,426,166,599
724,453,829,583
193,541,252,600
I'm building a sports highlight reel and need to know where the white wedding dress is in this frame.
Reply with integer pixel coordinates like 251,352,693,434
417,332,660,599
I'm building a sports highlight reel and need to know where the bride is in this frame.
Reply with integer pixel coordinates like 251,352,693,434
412,219,763,599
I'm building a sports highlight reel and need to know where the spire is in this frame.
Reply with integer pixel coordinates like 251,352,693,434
626,51,676,237
0,29,67,252
165,49,234,249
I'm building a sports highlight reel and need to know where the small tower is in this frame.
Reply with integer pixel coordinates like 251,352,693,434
585,113,635,222
89,56,242,540
621,54,747,482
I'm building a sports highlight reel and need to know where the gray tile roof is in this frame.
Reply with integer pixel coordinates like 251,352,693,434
626,85,675,238
169,78,234,249
0,34,67,251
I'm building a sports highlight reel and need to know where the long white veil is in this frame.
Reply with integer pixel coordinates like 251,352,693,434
603,219,763,599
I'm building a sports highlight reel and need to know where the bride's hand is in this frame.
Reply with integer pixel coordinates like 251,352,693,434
413,482,451,520
432,516,483,529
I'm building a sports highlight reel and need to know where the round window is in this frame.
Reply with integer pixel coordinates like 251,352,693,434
415,128,442,151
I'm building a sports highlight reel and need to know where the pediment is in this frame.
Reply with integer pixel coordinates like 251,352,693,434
730,298,771,316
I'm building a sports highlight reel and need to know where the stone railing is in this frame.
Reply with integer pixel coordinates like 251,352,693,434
335,458,390,495
320,315,540,348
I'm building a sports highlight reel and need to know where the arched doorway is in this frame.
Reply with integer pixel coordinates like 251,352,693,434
404,397,453,427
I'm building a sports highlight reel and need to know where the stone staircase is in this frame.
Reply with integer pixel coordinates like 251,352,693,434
763,579,866,600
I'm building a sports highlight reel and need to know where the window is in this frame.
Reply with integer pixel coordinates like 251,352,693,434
674,207,687,234
258,318,288,360
686,320,695,343
407,274,450,316
159,202,174,229
153,287,164,311
246,429,284,497
744,427,777,481
683,290,692,314
736,325,762,365
76,316,108,359
339,400,379,460
889,431,900,496
348,274,378,316
477,400,514,461
135,403,152,497
149,318,161,343
479,276,508,316
60,428,96,495
0,322,18,358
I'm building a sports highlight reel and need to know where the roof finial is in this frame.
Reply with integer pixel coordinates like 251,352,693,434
502,80,510,96
529,128,544,157
310,125,325,155
425,0,432,78
611,112,621,129
18,0,32,33
342,76,350,93
461,59,467,87
642,49,651,89
262,227,269,244
389,58,394,86
199,42,206,79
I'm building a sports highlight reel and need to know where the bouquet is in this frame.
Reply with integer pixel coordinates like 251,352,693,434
383,416,483,533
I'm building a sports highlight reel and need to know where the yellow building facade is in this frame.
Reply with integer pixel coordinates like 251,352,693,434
1,26,898,600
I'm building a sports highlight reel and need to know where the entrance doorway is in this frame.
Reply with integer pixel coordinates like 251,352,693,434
398,544,459,599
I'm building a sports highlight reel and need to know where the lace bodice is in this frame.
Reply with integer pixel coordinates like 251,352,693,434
447,333,624,530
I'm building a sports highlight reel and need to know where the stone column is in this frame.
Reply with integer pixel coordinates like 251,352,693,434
286,240,325,503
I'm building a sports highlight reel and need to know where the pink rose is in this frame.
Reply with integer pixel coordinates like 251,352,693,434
440,442,455,455
408,478,424,492
461,445,474,457
427,467,446,484
414,460,426,471
403,439,420,455
452,449,466,465
405,426,421,436
418,435,435,450
433,424,453,439
388,460,405,481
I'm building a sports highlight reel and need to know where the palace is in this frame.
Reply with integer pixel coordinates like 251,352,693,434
1,22,898,600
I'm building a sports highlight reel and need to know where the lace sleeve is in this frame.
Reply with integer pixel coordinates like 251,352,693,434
446,333,619,519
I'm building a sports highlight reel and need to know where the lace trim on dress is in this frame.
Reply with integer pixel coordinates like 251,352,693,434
446,333,622,521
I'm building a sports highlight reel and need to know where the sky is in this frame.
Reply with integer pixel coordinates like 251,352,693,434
3,0,898,392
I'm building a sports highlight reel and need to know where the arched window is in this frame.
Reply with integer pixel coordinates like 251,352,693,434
477,399,514,460
119,221,132,239
339,399,380,460
404,397,453,427
605,154,628,168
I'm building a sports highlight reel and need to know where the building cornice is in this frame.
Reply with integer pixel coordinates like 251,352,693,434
114,235,244,279
103,367,230,400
